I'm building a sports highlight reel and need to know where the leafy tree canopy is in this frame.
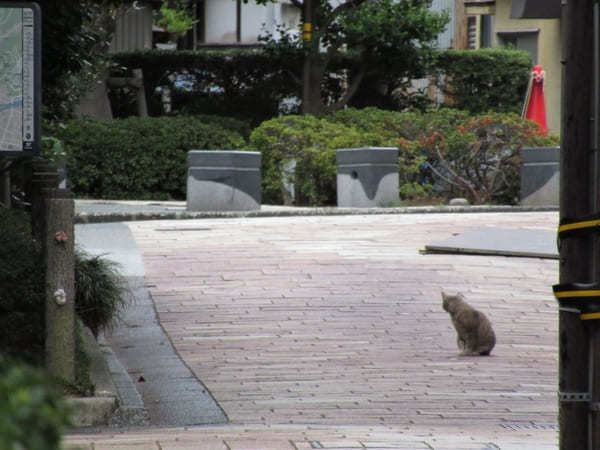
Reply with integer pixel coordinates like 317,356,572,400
0,0,129,120
247,0,449,114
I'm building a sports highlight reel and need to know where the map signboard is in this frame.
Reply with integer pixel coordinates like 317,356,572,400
0,2,40,156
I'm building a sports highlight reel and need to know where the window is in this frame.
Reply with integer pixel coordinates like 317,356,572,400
480,15,494,48
497,29,539,64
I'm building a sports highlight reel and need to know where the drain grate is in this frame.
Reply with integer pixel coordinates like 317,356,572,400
154,227,211,232
500,422,558,431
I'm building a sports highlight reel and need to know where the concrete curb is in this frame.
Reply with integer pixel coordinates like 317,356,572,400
74,201,558,224
68,323,149,429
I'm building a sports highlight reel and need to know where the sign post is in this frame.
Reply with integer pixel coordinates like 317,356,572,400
0,2,41,208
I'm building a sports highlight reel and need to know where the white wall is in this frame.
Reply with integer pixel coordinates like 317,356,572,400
241,2,271,42
430,0,455,49
204,0,237,43
203,0,301,44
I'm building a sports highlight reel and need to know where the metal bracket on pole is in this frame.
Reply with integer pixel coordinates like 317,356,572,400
559,392,592,402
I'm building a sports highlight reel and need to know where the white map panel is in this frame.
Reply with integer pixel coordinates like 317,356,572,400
0,6,35,153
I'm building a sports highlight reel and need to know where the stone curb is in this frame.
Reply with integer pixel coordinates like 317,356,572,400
74,203,558,224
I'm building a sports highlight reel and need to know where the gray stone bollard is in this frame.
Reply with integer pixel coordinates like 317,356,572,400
520,146,559,207
187,150,261,211
336,147,399,207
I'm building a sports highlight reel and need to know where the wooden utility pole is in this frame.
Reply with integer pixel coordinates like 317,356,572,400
559,0,595,448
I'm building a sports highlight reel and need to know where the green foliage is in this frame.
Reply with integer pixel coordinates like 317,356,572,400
409,109,559,204
111,49,297,126
257,0,449,113
155,2,197,39
250,107,559,207
0,359,71,450
110,45,529,123
75,250,130,338
327,107,425,143
327,108,432,201
49,115,246,199
38,0,127,120
436,48,533,114
249,115,367,205
0,209,127,395
0,209,45,365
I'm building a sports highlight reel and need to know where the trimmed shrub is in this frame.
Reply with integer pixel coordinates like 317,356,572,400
326,107,424,143
407,109,559,204
50,115,246,199
327,107,433,201
250,108,559,207
436,48,532,114
0,359,71,450
249,115,367,205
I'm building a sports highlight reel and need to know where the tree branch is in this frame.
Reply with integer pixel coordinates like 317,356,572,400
331,0,368,17
431,147,480,203
324,62,367,113
324,0,368,28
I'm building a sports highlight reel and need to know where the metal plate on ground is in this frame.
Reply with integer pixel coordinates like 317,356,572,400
423,227,557,259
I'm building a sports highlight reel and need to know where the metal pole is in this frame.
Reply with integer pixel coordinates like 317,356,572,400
236,0,241,43
302,0,312,115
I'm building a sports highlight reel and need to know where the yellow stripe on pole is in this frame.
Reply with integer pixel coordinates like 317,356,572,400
555,290,600,299
302,22,312,41
559,219,600,233
581,312,600,320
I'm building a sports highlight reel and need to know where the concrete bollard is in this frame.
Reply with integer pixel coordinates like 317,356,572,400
520,146,559,207
186,150,261,212
336,147,399,207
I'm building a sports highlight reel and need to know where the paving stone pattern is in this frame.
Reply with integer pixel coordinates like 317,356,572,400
66,212,559,449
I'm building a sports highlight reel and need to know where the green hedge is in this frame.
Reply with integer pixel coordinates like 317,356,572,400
249,108,558,207
111,49,300,126
249,115,367,205
110,48,532,122
51,115,246,199
436,48,532,114
249,109,436,206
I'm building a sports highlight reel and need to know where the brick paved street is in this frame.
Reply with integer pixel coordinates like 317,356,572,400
66,211,559,449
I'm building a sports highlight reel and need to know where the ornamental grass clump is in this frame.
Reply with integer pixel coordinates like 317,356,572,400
0,208,130,373
75,249,131,338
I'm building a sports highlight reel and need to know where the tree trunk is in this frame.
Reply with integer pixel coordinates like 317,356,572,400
302,54,325,115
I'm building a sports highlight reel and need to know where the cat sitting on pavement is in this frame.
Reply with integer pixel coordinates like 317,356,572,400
442,291,496,356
